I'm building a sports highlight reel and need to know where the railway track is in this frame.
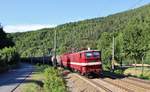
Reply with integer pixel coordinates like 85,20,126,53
104,73,150,85
99,78,134,92
102,73,150,92
92,79,128,92
72,73,150,92
121,77,150,90
73,73,112,92
127,77,150,85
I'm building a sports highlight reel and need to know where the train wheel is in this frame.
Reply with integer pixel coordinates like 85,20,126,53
99,73,104,78
80,72,85,76
74,69,78,73
76,70,80,74
88,75,93,79
72,68,76,73
69,68,73,72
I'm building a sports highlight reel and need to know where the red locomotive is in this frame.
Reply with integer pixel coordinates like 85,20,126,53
57,50,102,76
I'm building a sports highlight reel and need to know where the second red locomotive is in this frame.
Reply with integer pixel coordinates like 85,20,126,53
57,50,102,75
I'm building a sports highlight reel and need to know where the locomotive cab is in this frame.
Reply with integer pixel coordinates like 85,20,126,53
79,50,102,76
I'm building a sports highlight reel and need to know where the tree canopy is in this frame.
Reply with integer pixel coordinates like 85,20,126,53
0,24,14,49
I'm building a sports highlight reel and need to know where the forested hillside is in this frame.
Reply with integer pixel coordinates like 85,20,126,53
9,4,150,64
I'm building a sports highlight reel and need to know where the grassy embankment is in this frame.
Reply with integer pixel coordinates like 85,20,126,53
124,67,150,80
103,63,150,80
20,64,67,92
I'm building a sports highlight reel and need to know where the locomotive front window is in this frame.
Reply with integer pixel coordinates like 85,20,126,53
86,52,92,58
93,52,100,57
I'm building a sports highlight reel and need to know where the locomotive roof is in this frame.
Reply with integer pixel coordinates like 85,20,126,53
61,50,100,55
79,50,100,53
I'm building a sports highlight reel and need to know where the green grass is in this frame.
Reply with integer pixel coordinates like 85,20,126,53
22,83,42,92
103,64,150,80
124,67,150,80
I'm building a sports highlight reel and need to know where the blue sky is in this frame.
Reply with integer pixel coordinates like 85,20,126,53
0,0,150,33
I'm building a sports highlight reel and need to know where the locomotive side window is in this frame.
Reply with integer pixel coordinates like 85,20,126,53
86,52,92,58
93,52,100,57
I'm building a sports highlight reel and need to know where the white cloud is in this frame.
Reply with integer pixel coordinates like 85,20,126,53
4,24,57,33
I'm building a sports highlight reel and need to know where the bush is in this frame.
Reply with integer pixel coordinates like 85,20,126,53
0,47,20,71
44,67,66,92
114,69,123,75
103,60,112,71
36,64,49,72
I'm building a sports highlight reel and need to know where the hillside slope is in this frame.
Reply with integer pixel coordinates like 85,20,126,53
9,4,150,64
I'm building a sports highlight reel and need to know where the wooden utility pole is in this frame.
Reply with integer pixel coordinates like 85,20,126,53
53,29,57,68
112,36,115,71
30,54,33,64
141,54,145,75
43,53,45,64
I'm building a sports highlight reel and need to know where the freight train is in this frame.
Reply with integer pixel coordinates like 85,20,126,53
53,49,102,76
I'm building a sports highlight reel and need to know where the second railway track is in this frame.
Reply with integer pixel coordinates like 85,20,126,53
71,73,150,92
102,73,150,92
106,74,150,89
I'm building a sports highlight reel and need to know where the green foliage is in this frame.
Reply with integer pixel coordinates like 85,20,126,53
0,47,20,64
0,47,20,71
115,33,124,61
123,17,150,63
36,64,49,73
97,32,112,62
114,69,123,75
145,52,150,64
44,67,66,92
0,25,14,49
